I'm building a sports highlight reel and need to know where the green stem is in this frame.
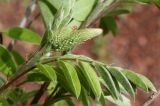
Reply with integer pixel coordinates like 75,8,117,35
42,56,108,67
0,47,45,94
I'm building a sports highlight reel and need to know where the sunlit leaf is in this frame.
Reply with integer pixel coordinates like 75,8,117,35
2,27,41,45
27,72,50,82
79,87,90,106
37,64,57,82
105,95,131,106
96,65,119,99
11,51,24,65
73,0,96,21
100,16,118,36
0,44,16,72
107,67,135,98
79,62,102,98
59,61,81,98
138,74,157,92
38,0,57,27
122,70,148,92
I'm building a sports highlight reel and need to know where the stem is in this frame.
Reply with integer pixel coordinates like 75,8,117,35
80,0,117,28
31,82,50,105
0,47,44,94
26,12,40,28
0,65,35,94
7,0,37,51
0,32,3,44
42,56,108,67
142,89,160,106
43,84,59,106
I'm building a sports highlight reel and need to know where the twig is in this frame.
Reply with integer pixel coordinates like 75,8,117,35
142,89,160,106
43,84,59,105
80,0,117,28
0,32,3,44
26,12,40,28
7,0,37,51
30,82,50,105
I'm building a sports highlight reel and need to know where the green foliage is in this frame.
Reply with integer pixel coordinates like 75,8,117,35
100,16,118,36
73,0,96,21
0,76,6,88
0,44,16,74
38,0,57,27
2,27,41,45
0,0,158,106
37,64,57,82
11,51,25,65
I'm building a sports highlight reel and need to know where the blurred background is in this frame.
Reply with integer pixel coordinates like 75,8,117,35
0,0,160,106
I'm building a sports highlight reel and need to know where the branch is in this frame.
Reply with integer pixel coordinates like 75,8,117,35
142,89,160,106
26,12,40,28
0,46,45,94
0,32,3,44
80,0,118,28
7,0,37,51
30,82,50,105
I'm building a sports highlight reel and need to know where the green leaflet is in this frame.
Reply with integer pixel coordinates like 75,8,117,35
2,27,41,45
0,44,16,72
38,0,57,27
76,66,92,95
105,95,131,106
51,0,75,30
107,67,135,98
79,61,102,98
96,65,119,99
37,64,57,82
59,61,81,98
27,72,50,82
99,16,118,36
138,74,157,92
73,0,96,21
85,0,114,27
55,69,71,92
11,51,24,65
122,69,156,92
79,87,90,106
122,70,148,92
0,60,12,76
